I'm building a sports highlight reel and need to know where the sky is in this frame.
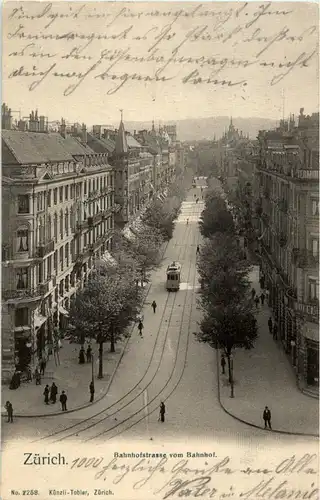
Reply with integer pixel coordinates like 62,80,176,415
3,2,319,125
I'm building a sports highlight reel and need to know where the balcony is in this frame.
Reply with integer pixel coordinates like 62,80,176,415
39,276,56,295
292,248,319,268
36,239,55,258
3,287,41,304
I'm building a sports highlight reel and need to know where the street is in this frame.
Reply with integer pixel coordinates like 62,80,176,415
2,185,317,451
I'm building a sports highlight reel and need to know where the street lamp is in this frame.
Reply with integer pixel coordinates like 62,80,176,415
230,354,234,398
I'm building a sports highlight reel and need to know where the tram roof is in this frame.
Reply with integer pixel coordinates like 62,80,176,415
167,262,181,271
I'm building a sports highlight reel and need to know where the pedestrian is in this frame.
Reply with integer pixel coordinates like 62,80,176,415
263,406,272,429
194,194,196,199
268,317,273,334
44,385,50,405
35,367,41,385
251,288,256,299
50,382,58,403
260,276,265,290
196,198,199,204
273,324,278,340
186,218,189,225
79,346,85,364
254,296,260,308
86,345,92,363
196,245,200,254
151,300,157,314
40,358,46,376
89,381,95,403
221,355,226,375
60,391,67,411
5,401,13,423
138,320,144,338
159,401,166,422
260,292,265,306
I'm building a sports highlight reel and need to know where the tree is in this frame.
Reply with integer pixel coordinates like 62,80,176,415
199,191,235,238
142,199,176,240
68,272,142,379
195,232,258,396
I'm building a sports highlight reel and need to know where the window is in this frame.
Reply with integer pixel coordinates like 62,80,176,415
84,181,87,195
60,210,63,238
15,307,29,327
311,239,319,257
311,199,319,216
65,185,69,200
53,213,58,241
65,243,69,266
47,215,52,240
16,227,28,252
309,279,319,301
59,187,63,203
47,190,52,207
53,188,57,205
47,256,52,279
70,185,74,199
65,209,69,235
18,195,30,214
53,250,58,271
59,247,63,271
16,268,28,289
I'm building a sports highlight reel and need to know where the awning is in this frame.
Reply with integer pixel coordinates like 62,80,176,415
59,306,69,317
34,314,47,329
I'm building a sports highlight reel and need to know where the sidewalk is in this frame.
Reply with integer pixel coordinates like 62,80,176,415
1,337,127,418
218,265,319,437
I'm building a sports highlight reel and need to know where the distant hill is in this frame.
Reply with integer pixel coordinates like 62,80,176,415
117,117,278,142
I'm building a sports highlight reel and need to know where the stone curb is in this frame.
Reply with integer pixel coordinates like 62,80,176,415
2,241,170,419
215,348,319,438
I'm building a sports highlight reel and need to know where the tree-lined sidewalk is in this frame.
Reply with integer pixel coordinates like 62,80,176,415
218,267,319,437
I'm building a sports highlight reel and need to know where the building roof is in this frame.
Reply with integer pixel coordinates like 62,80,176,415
2,130,74,164
58,135,95,156
87,133,115,154
126,134,143,149
115,120,128,154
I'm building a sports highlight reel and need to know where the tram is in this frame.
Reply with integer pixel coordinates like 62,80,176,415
166,261,182,291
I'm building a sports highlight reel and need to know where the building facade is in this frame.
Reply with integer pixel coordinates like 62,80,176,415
2,111,115,383
253,110,319,396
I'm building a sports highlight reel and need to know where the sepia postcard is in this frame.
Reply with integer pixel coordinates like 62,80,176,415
1,1,319,499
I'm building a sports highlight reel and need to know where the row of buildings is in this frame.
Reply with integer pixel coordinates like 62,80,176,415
217,109,319,397
1,104,186,383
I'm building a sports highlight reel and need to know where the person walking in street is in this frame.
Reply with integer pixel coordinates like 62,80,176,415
221,355,226,374
5,401,13,423
260,292,265,306
151,300,157,314
86,345,92,363
273,324,278,340
254,296,260,308
186,218,189,225
268,317,273,334
196,198,199,204
259,275,265,290
60,391,68,411
138,320,144,338
251,288,256,300
50,382,58,403
79,346,85,364
196,245,200,254
44,385,50,405
40,358,46,376
263,406,272,429
35,367,41,385
89,381,95,403
159,401,166,422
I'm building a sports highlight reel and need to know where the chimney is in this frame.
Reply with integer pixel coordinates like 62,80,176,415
60,118,67,138
39,115,46,132
92,124,102,139
81,123,87,144
18,120,27,131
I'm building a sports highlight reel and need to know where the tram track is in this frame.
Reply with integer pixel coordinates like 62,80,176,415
87,228,200,441
37,204,199,443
